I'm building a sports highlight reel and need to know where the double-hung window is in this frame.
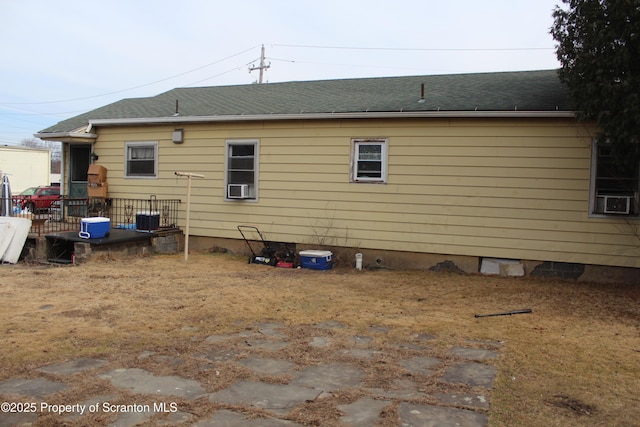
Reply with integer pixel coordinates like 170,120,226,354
125,141,158,178
351,138,388,183
590,140,639,216
225,140,258,200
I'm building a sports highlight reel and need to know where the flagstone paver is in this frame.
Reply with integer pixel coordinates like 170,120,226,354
399,356,442,375
199,347,241,362
0,377,68,398
194,409,304,426
397,402,488,426
339,348,381,359
37,357,108,376
309,336,332,347
0,321,497,426
63,394,117,422
155,410,194,426
441,362,498,388
99,368,206,399
208,381,323,415
338,397,391,426
238,356,296,376
352,335,374,346
290,363,365,392
243,338,289,351
108,409,154,427
436,392,490,409
315,320,347,329
0,411,38,427
367,378,428,400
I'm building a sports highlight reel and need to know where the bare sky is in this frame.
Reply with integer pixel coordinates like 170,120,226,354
0,0,562,145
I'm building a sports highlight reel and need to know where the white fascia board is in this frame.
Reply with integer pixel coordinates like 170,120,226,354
34,131,98,141
89,110,576,127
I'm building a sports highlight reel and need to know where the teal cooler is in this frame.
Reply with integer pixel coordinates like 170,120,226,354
299,250,333,270
79,217,110,239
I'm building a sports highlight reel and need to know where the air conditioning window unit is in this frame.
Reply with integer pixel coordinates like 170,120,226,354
228,184,250,199
603,195,632,214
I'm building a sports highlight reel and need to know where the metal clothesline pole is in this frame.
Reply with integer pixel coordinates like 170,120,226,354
175,172,205,262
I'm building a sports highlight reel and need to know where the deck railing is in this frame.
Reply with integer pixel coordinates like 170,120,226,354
8,196,181,237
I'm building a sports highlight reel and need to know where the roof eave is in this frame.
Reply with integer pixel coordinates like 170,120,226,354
34,131,98,143
87,110,576,127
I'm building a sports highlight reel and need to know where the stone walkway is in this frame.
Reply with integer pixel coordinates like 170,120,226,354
0,321,499,426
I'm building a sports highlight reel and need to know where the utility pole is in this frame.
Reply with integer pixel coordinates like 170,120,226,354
249,44,270,84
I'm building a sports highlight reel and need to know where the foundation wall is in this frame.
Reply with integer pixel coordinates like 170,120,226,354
189,236,640,285
27,231,183,264
25,234,638,285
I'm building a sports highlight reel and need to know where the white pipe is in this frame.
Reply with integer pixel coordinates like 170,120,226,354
355,253,363,270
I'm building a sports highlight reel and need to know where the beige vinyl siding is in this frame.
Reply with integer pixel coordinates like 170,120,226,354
92,117,640,268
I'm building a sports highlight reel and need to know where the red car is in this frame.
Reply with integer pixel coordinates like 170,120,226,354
18,186,60,212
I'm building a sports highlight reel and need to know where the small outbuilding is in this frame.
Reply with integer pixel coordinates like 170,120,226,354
0,145,52,193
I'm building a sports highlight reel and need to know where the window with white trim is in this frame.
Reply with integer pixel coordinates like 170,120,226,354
590,140,639,215
125,141,158,178
225,140,258,200
351,138,388,183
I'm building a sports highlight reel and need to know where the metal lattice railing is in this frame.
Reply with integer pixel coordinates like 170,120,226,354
9,195,181,237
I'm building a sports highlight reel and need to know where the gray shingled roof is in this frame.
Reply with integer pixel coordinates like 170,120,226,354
39,69,571,134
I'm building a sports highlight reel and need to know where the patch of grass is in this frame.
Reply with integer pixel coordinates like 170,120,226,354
0,252,638,426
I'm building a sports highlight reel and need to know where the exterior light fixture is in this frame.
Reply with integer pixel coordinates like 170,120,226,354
172,129,184,144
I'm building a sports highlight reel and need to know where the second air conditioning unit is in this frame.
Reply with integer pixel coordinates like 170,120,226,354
603,195,632,214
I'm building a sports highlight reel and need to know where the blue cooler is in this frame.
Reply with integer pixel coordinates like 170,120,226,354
299,250,333,270
79,217,111,239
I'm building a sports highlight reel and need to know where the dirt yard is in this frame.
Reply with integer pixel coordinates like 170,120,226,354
0,251,638,426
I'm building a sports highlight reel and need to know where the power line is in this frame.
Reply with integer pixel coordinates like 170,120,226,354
183,66,246,87
272,43,553,51
0,46,258,106
269,57,441,73
1,43,553,108
0,109,86,117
